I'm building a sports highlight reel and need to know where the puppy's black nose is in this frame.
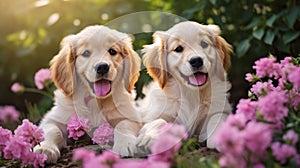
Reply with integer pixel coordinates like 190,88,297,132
95,63,109,75
189,56,203,69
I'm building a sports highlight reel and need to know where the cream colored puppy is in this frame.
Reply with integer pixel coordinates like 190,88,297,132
139,21,232,150
34,25,142,163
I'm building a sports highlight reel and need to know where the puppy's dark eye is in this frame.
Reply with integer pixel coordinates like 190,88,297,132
174,45,184,53
201,41,209,48
82,50,91,57
108,48,117,56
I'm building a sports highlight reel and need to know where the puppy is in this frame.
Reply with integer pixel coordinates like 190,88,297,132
139,21,232,150
34,25,142,163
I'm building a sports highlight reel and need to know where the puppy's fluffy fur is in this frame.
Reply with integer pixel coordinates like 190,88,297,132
139,21,232,149
34,25,142,163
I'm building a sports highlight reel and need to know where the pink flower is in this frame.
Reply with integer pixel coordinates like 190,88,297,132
11,82,24,93
213,120,245,156
3,136,31,159
0,126,12,151
236,99,257,121
34,68,52,90
225,113,248,129
67,114,91,140
253,57,281,79
283,130,298,146
245,73,254,82
73,147,96,162
0,105,20,123
250,80,275,96
80,150,120,168
288,67,300,89
271,142,297,164
92,122,114,145
22,152,47,168
258,90,288,123
242,121,272,157
149,123,187,163
14,119,44,147
114,160,170,168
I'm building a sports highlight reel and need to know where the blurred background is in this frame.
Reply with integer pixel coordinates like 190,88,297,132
0,0,299,118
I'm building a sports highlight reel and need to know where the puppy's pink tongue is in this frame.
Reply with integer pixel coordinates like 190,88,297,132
189,73,207,86
94,80,111,97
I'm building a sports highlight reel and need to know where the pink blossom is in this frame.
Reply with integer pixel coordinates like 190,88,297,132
225,113,248,129
11,82,24,93
67,114,91,140
242,121,272,157
14,119,44,147
22,152,47,168
0,126,12,151
253,57,281,79
34,68,52,90
258,90,288,123
289,90,300,110
0,105,20,123
271,142,297,164
288,67,300,89
114,160,170,168
3,136,31,159
92,122,114,145
245,73,254,82
213,120,245,156
219,154,245,168
72,147,96,162
73,149,120,168
236,99,257,121
250,80,275,96
283,130,299,146
149,123,187,163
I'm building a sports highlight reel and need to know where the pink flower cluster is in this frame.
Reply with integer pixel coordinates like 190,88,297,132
34,68,52,90
0,119,47,168
0,105,20,123
73,123,187,168
67,114,91,140
92,122,114,145
215,56,300,167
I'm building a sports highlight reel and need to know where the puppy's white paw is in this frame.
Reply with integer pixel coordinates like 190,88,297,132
113,135,138,157
137,119,167,150
34,143,60,163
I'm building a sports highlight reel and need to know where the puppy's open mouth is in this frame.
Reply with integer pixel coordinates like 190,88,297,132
88,79,112,97
180,72,208,87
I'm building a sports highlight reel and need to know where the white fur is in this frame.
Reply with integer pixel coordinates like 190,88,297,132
34,25,142,163
138,21,232,151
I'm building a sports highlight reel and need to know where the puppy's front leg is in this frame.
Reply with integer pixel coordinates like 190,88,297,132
34,119,66,163
205,112,228,149
112,119,141,156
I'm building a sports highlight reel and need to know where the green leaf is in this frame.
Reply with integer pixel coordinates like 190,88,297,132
209,0,217,5
283,31,300,44
264,30,275,45
245,17,261,30
252,28,264,40
266,15,277,27
236,38,251,57
286,7,299,29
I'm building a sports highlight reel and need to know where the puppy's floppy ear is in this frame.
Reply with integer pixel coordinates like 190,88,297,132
142,31,169,88
50,35,76,97
122,38,141,93
207,25,232,71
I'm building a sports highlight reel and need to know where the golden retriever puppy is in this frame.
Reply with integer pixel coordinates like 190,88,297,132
34,25,142,163
139,21,232,150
